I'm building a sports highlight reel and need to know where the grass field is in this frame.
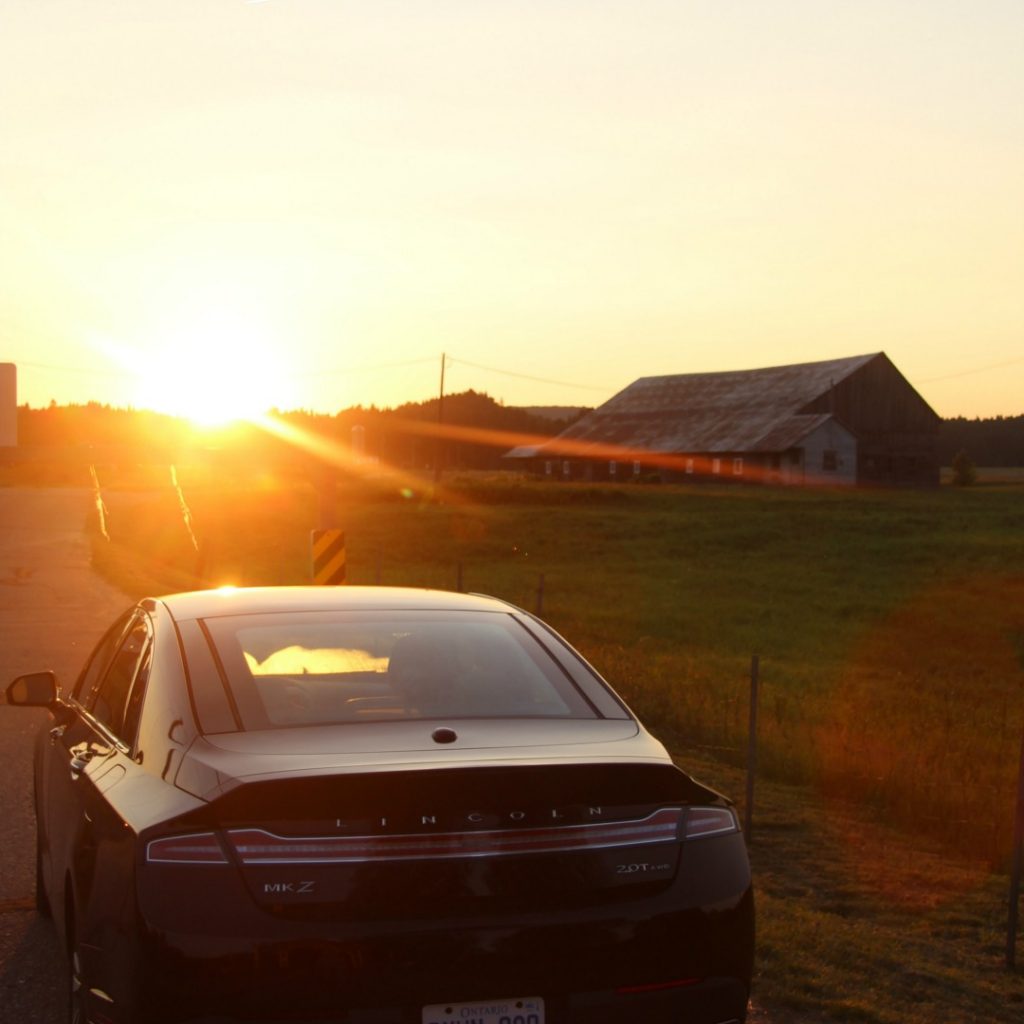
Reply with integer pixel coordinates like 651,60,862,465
82,467,1024,1021
91,471,1024,855
688,752,1024,1022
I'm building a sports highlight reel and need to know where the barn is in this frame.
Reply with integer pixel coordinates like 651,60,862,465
508,353,940,487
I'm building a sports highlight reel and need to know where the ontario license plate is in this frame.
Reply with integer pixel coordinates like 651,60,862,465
421,996,545,1024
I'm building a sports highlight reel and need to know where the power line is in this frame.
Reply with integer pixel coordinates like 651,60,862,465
11,351,613,395
10,355,440,379
12,359,136,378
918,355,1024,384
291,356,439,377
448,355,612,393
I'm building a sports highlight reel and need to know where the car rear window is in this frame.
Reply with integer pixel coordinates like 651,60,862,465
201,610,599,729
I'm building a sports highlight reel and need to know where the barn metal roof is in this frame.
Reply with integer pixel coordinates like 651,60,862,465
522,353,880,457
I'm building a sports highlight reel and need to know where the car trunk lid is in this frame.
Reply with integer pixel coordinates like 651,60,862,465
159,761,718,920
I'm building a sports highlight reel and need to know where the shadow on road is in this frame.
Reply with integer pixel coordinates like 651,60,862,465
0,904,65,1023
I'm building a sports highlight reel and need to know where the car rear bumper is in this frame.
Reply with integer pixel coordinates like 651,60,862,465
134,830,753,1024
166,974,749,1023
135,900,752,1023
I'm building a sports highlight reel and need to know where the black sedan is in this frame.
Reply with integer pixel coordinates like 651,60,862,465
6,586,753,1024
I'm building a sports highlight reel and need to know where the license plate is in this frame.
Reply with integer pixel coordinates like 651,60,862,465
421,996,545,1024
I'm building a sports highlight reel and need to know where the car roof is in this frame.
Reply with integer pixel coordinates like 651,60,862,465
154,586,520,623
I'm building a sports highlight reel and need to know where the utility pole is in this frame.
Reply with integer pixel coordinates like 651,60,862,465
434,352,446,486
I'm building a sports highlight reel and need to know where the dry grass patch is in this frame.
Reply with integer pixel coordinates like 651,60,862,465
815,572,1024,862
677,753,1024,1024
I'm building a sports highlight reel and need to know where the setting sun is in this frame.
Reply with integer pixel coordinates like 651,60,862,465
135,309,291,426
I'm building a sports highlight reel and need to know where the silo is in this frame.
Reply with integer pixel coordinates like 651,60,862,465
0,364,15,447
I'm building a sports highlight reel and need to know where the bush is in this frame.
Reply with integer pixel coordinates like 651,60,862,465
950,450,977,486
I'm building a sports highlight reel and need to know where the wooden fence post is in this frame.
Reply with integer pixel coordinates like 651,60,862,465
744,654,760,841
1007,724,1024,968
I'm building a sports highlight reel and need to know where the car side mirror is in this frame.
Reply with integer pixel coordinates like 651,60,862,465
6,671,60,708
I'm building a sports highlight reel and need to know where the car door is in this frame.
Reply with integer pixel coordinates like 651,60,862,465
38,612,132,922
73,612,157,1001
40,611,153,943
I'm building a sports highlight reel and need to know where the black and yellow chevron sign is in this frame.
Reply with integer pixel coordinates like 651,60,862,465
311,529,346,585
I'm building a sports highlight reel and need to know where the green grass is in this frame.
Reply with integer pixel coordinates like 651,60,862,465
87,470,1024,1020
88,474,1024,858
90,474,1024,860
686,753,1024,1023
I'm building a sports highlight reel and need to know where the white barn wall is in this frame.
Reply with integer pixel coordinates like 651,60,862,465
801,418,857,486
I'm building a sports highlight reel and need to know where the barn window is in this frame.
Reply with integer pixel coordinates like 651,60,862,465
822,450,838,471
609,460,617,477
633,460,641,477
685,458,694,475
712,458,721,475
544,461,553,477
732,458,744,476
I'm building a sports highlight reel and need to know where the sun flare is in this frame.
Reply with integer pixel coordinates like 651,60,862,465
135,309,291,426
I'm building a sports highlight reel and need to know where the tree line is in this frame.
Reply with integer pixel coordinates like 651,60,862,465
14,400,1024,469
15,391,583,472
938,416,1024,467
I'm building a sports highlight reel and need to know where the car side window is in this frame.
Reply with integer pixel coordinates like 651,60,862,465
88,618,151,741
72,613,133,704
120,639,153,749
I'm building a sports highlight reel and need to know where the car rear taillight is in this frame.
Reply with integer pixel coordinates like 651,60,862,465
683,807,739,840
144,808,736,865
226,807,686,865
146,832,229,864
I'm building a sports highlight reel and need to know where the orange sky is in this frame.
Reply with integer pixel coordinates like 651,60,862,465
2,1,1021,420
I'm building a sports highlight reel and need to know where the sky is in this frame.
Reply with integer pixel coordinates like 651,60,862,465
2,0,1022,421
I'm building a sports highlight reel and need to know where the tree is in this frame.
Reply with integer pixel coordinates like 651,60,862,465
951,449,977,487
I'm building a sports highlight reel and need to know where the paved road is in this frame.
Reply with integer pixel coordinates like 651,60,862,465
0,489,129,1024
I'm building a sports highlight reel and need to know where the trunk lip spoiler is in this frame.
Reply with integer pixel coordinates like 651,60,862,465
225,806,687,864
